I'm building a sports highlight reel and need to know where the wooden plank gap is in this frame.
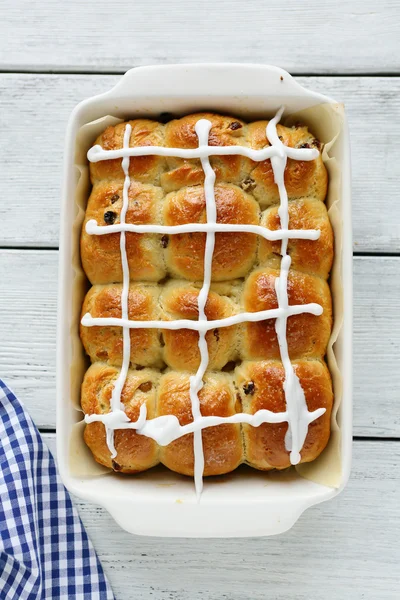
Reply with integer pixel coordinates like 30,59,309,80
3,68,400,77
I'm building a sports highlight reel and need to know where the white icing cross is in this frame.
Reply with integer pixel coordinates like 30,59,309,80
83,108,326,498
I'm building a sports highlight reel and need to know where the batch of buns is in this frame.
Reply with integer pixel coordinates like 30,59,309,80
79,113,334,476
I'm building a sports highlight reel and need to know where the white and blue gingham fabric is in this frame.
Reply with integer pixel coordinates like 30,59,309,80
0,379,115,599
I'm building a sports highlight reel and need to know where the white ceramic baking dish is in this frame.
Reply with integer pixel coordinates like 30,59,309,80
57,64,352,537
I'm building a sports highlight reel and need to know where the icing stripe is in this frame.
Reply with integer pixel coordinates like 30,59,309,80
85,219,320,241
188,119,218,497
266,108,321,464
85,405,326,446
81,302,323,331
88,142,318,162
102,124,132,458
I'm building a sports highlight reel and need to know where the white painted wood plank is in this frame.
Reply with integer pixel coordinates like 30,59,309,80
42,433,400,600
0,74,114,249
0,250,58,419
1,250,399,436
1,1,399,74
1,73,399,252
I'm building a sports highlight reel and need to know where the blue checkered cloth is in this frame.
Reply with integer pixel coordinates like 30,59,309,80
0,379,115,599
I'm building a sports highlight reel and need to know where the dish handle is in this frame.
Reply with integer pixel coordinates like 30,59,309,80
102,63,328,103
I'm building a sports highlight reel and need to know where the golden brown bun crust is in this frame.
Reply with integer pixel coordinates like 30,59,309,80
80,284,163,368
81,361,331,475
80,270,332,370
247,121,327,206
89,119,166,185
163,113,247,191
82,113,328,285
164,184,259,280
88,114,327,202
80,281,241,372
236,360,333,469
242,268,332,361
81,363,159,472
162,114,327,203
156,371,243,476
259,198,333,279
160,281,240,371
80,111,333,477
81,180,165,284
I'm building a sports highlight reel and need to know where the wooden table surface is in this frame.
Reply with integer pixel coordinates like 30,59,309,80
1,2,399,598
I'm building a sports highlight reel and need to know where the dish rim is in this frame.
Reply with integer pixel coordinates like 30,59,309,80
56,63,352,537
